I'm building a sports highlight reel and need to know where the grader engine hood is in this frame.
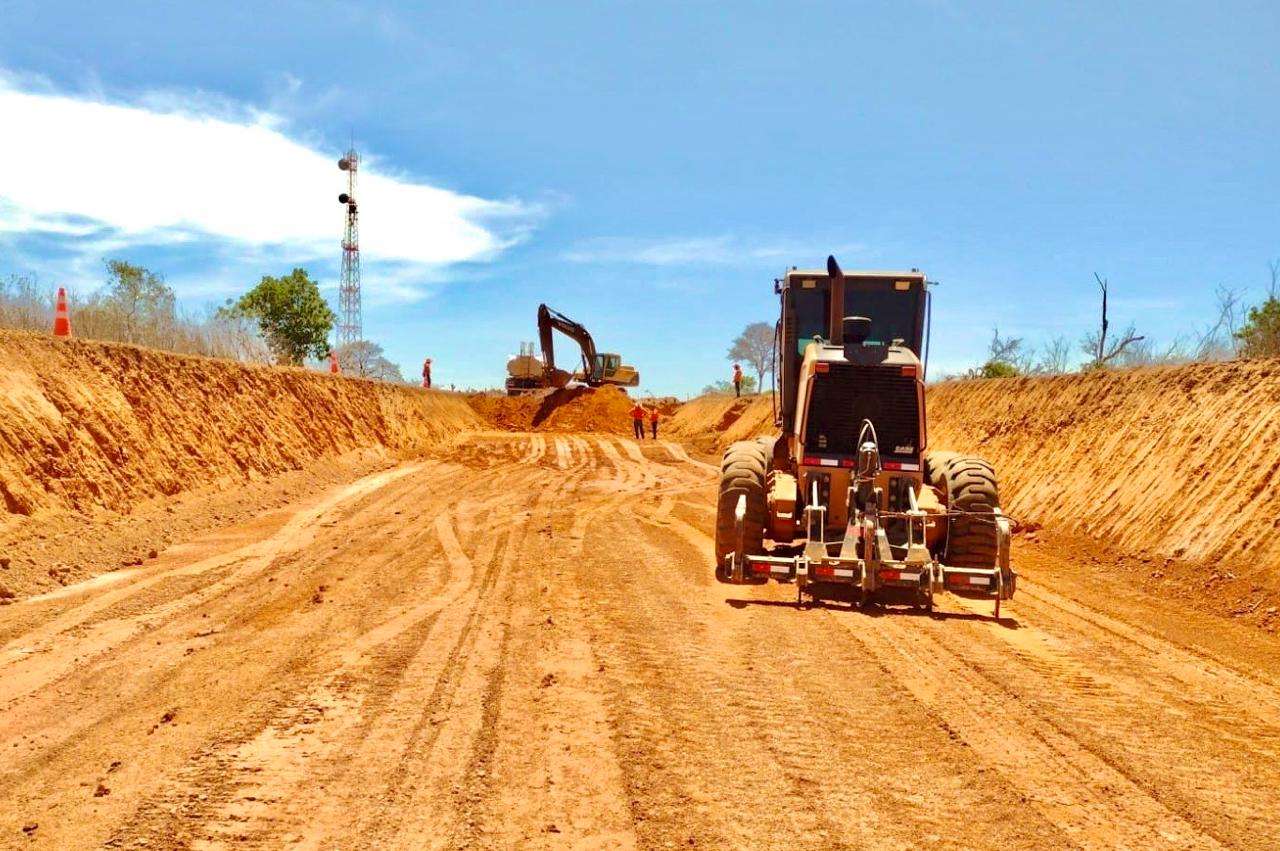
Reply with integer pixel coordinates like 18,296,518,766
795,338,927,470
803,361,923,463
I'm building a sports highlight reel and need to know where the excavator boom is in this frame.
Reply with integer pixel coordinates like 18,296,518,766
537,304,597,379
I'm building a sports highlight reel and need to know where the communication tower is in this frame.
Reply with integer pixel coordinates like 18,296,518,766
336,149,362,346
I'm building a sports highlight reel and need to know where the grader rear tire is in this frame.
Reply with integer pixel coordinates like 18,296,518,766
926,452,1001,569
714,440,769,583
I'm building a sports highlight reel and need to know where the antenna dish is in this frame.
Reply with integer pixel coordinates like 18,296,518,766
338,193,350,204
338,157,350,171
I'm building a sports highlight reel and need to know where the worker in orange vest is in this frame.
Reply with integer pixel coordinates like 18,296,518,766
648,404,660,439
630,401,647,440
732,363,743,397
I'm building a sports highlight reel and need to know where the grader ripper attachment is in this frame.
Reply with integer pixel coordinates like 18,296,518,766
713,256,1016,617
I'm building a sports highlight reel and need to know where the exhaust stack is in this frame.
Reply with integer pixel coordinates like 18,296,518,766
827,255,845,345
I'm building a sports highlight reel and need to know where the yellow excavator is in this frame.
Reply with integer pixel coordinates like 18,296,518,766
506,304,640,395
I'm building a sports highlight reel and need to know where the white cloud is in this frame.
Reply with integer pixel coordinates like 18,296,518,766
0,73,539,284
563,235,865,267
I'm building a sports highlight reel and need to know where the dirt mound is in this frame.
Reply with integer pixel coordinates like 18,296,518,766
466,386,636,434
665,394,775,454
0,330,483,522
465,392,541,431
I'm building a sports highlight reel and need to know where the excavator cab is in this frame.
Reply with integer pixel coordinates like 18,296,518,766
593,353,621,380
589,352,640,387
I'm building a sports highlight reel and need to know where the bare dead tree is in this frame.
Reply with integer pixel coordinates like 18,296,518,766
1034,335,1073,374
988,327,1024,364
1083,273,1144,368
1192,284,1244,360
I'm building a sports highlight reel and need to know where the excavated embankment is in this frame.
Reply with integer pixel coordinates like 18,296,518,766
927,360,1280,571
0,330,483,521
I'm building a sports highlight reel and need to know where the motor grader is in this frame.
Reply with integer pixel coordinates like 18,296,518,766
714,256,1016,616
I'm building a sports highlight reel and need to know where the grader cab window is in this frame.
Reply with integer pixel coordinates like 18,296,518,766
793,282,923,355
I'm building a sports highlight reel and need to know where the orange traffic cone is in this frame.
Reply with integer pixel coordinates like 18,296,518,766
329,351,340,374
52,287,72,338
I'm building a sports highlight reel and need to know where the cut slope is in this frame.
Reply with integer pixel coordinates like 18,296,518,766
664,394,775,454
0,330,483,521
927,360,1280,569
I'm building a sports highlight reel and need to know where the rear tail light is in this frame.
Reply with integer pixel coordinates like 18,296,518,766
947,574,990,587
751,563,770,574
814,566,835,578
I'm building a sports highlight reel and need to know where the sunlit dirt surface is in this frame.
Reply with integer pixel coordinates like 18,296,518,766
2,433,1277,849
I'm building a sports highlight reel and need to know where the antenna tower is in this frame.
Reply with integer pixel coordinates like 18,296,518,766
336,148,362,346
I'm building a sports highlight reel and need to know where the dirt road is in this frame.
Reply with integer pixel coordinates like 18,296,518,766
3,432,1279,849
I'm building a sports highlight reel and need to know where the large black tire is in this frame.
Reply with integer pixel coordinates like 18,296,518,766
714,440,769,582
718,436,776,471
925,451,1000,569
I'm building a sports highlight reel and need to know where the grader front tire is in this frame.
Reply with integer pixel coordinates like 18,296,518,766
714,440,769,583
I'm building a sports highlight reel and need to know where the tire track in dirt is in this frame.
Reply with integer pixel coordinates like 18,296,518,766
522,433,546,465
618,438,646,464
573,489,1057,849
833,607,1228,850
364,446,614,850
569,435,598,472
669,509,1247,851
11,428,1274,850
937,583,1280,848
552,436,572,470
133,508,498,849
0,464,431,713
660,440,718,472
94,446,544,849
0,465,449,738
1016,579,1280,694
655,475,1258,848
0,461,482,848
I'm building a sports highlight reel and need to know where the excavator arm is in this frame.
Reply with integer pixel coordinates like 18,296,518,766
538,304,599,382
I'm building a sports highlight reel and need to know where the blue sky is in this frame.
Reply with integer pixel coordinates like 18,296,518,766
1,1,1278,395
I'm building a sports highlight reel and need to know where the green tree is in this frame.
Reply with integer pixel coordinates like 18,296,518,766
1235,261,1280,358
970,327,1027,378
103,260,176,343
728,322,776,388
1236,299,1280,358
220,268,334,365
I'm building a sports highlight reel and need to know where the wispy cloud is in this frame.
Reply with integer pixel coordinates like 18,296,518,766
563,235,865,267
0,71,542,299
